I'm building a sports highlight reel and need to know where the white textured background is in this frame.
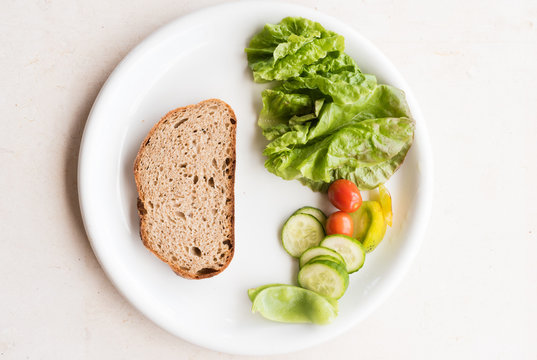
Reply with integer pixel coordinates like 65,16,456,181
1,0,536,358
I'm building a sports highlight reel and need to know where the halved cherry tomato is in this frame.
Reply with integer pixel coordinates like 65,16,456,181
326,211,354,237
328,179,362,212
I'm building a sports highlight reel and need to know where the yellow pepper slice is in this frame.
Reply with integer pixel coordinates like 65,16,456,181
378,184,393,227
349,201,387,253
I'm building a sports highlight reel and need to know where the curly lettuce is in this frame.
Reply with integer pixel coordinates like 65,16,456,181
246,17,415,191
245,17,344,82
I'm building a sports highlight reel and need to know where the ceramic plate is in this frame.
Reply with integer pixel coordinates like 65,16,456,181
78,1,433,355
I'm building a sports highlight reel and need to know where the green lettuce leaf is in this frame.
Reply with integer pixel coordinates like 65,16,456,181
259,84,414,191
275,53,377,104
258,89,313,131
247,17,415,191
263,85,411,154
245,17,344,82
307,84,411,139
265,117,415,190
296,141,412,191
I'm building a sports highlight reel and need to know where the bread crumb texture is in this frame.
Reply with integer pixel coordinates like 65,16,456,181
134,99,236,279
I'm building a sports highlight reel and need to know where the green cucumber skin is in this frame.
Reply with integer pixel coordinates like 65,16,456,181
294,207,327,227
281,213,325,258
297,259,349,299
301,255,345,269
299,246,347,268
321,234,366,274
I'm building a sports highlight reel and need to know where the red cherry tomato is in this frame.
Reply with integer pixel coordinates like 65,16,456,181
328,179,362,212
326,211,354,236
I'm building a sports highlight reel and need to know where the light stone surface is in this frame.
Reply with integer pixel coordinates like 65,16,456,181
1,0,536,358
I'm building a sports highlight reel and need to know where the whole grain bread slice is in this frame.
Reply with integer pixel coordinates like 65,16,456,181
134,99,236,279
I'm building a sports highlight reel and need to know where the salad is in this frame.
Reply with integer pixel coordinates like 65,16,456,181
246,17,415,192
245,17,413,324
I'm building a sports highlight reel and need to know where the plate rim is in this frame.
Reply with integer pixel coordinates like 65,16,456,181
78,1,434,355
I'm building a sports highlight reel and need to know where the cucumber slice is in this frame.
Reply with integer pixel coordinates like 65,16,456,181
299,246,346,268
303,255,345,268
321,235,366,273
281,213,325,257
298,259,349,299
251,285,338,324
294,207,327,228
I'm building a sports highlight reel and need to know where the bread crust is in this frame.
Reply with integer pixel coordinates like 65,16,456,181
133,99,236,279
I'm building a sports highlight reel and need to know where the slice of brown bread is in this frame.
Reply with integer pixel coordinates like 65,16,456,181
134,99,236,279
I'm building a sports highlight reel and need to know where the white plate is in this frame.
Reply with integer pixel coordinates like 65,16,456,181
78,1,433,355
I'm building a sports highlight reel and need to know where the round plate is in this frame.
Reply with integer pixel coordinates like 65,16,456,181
78,1,433,355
